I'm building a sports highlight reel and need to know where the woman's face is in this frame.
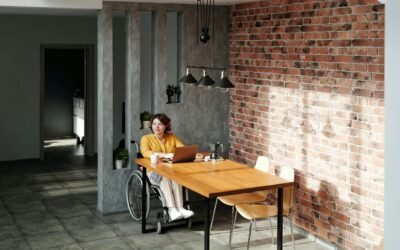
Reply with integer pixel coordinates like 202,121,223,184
152,118,166,136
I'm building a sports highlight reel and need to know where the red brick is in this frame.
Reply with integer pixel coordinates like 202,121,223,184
229,0,384,249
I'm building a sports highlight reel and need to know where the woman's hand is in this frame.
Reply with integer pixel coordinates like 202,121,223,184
155,152,174,159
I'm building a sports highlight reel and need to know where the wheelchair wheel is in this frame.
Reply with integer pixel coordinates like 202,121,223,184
126,170,150,222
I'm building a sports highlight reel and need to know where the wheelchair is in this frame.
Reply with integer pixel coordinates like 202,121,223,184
125,140,192,233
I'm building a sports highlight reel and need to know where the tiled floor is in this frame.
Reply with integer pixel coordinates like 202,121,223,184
0,139,330,249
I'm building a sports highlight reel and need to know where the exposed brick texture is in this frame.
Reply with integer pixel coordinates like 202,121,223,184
229,0,384,249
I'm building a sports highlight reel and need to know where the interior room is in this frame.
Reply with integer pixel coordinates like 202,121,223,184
0,0,396,249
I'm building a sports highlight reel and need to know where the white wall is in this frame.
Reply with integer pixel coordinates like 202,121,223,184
385,0,400,248
0,15,97,161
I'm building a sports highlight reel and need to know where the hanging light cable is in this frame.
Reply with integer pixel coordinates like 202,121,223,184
178,0,234,89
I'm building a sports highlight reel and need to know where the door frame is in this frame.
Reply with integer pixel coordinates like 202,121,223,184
40,44,96,160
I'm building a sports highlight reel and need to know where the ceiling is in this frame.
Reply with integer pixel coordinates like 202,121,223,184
106,0,253,5
0,0,252,15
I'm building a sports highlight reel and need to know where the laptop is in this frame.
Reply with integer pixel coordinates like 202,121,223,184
163,145,199,163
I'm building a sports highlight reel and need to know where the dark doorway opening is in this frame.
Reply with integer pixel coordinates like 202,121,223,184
40,45,95,160
44,49,84,158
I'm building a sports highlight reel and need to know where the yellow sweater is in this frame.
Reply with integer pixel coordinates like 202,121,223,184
140,133,185,158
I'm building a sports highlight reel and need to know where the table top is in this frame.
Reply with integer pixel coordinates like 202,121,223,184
135,158,294,198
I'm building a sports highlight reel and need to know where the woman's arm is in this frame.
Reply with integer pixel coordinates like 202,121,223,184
140,135,173,158
140,136,154,158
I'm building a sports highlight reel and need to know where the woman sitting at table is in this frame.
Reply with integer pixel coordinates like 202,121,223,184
140,113,195,221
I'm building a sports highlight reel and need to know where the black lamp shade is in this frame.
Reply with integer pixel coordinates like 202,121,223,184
179,74,197,84
179,68,198,84
214,71,234,88
197,70,215,86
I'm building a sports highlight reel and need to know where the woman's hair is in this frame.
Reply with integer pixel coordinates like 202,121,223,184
151,113,171,132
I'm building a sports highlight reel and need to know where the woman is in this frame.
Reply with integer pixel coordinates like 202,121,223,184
140,113,195,221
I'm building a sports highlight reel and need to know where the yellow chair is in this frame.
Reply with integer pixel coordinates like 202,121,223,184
232,166,295,250
209,156,272,247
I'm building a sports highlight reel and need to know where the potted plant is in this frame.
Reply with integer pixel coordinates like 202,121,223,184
174,84,182,103
140,111,152,129
166,85,175,103
115,147,128,169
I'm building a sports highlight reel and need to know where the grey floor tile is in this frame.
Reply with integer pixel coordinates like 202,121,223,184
0,212,15,227
60,215,117,242
45,243,83,250
25,231,76,250
0,225,21,241
62,180,96,188
166,229,204,244
35,189,73,200
72,192,97,205
24,173,57,184
14,210,56,224
0,237,31,250
107,221,142,236
123,233,173,249
60,215,107,229
0,204,7,216
0,185,33,197
3,194,46,213
79,237,131,250
29,182,65,192
52,172,89,182
66,226,117,243
47,202,92,219
19,218,64,236
101,213,133,225
67,186,97,195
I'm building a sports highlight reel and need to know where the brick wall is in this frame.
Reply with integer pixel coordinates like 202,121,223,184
229,0,384,249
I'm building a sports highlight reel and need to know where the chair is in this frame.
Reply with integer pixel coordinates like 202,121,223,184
232,166,295,250
125,140,192,233
209,156,273,247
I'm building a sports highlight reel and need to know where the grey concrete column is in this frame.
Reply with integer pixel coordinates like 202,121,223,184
126,6,141,160
97,5,113,214
154,10,167,112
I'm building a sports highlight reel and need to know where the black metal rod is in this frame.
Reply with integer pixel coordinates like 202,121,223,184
277,188,283,250
186,65,225,71
204,197,210,250
141,167,147,233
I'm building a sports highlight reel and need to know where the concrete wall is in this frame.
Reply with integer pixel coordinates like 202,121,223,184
97,2,230,214
0,15,97,161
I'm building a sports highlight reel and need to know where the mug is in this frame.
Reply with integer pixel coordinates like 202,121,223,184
150,154,159,164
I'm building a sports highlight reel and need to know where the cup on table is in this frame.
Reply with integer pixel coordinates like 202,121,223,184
150,154,159,164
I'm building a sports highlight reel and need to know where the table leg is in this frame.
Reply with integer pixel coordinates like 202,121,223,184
204,197,210,250
141,167,147,233
277,188,283,250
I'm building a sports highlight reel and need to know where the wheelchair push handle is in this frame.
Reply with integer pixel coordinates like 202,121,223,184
130,140,143,158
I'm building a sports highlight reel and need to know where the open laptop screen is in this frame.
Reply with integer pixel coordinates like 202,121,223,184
164,145,199,163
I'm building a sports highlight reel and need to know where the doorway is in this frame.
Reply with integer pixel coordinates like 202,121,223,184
40,45,95,160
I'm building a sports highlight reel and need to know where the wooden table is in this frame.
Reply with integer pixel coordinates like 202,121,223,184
135,158,294,250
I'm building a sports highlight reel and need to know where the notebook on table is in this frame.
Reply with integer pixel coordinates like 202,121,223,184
163,145,199,163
